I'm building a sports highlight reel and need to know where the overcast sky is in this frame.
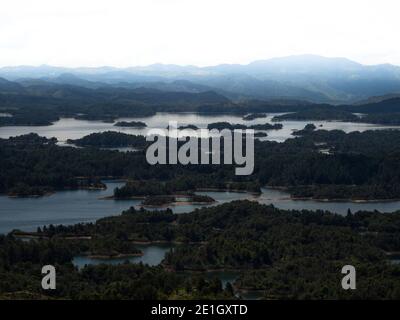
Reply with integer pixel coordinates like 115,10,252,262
0,0,399,67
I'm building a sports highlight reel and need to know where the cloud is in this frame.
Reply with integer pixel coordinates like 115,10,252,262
0,0,399,67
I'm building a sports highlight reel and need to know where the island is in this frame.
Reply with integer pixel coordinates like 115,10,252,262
292,123,317,135
141,194,215,206
178,124,199,130
67,131,148,148
242,113,267,121
114,121,147,128
207,122,282,131
254,132,268,138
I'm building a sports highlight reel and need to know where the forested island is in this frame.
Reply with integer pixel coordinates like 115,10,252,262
292,123,317,136
114,121,147,128
178,124,199,130
207,122,283,131
113,179,261,199
242,113,267,121
254,132,268,138
141,194,215,206
67,131,148,148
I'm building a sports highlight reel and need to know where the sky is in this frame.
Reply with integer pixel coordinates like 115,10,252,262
0,0,399,68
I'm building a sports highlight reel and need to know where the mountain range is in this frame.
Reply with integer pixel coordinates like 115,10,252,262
1,55,400,104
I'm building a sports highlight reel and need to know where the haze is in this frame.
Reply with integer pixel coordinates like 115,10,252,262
0,0,399,67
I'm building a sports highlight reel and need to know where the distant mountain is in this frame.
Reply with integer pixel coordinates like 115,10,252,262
44,73,105,89
10,80,231,106
353,93,400,105
0,77,25,94
349,97,400,114
2,55,400,103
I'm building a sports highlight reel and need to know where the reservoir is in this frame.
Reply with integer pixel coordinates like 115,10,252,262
1,112,399,143
1,113,400,234
72,243,174,269
1,181,400,234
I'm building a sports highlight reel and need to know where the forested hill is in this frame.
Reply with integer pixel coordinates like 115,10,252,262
0,80,233,125
348,97,400,113
4,56,400,103
2,74,400,125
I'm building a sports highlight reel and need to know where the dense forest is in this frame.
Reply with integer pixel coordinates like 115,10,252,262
114,121,147,128
2,81,400,300
242,113,267,120
2,201,400,299
113,179,261,199
2,129,400,200
67,131,148,148
207,122,283,131
0,84,232,125
272,108,359,121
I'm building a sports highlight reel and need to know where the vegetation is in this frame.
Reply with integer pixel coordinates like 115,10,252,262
356,113,400,125
141,194,215,206
250,123,283,130
0,84,231,125
272,108,358,121
1,77,400,127
207,122,282,130
254,132,268,138
242,113,267,120
2,201,400,299
114,121,147,128
293,123,317,136
67,131,148,148
113,179,261,199
178,124,199,130
141,195,176,206
4,129,400,200
4,74,400,300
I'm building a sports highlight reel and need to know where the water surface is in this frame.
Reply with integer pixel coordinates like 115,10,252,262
72,243,174,269
1,113,399,143
2,182,400,235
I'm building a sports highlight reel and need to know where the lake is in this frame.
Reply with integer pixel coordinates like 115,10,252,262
0,181,260,234
1,112,399,143
1,181,400,235
73,251,263,299
72,243,174,269
1,113,400,234
1,112,398,301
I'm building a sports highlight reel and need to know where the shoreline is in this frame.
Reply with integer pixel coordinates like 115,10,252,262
289,196,400,203
265,186,400,203
86,252,144,260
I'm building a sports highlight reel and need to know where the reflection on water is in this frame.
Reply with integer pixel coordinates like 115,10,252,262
1,182,400,235
257,187,400,215
0,181,135,234
0,184,255,234
72,243,174,269
1,112,399,143
72,248,264,299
